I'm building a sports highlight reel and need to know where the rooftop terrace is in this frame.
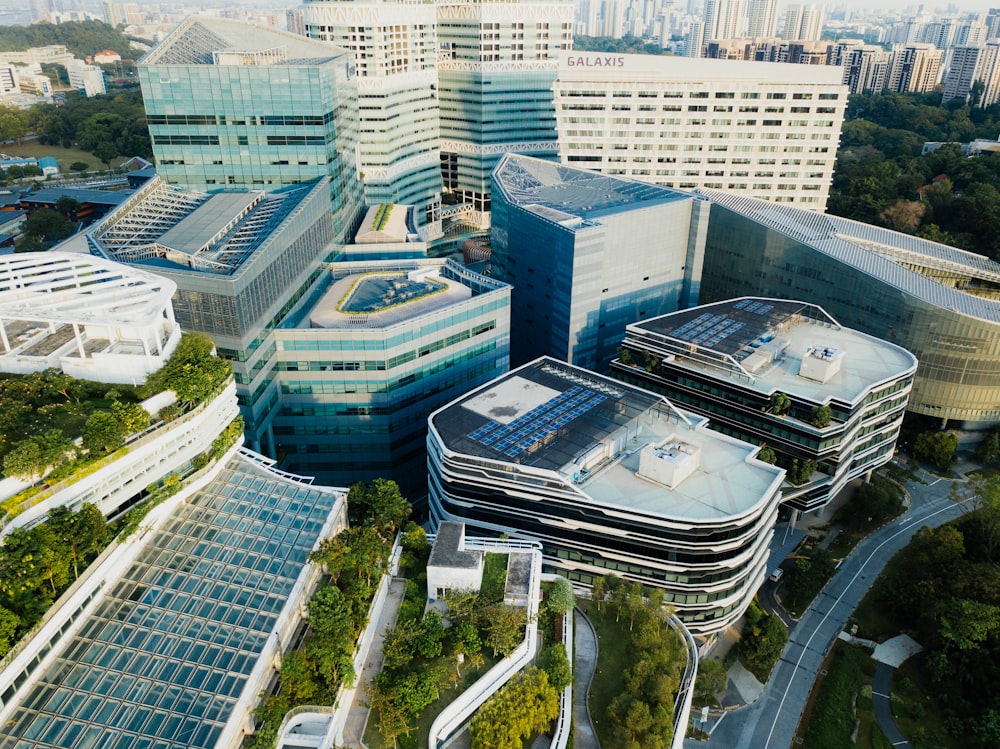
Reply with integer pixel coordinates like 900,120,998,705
629,298,918,404
433,358,782,522
493,153,692,223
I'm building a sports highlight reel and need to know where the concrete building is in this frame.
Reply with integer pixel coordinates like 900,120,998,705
0,252,180,385
138,16,362,241
303,0,443,236
746,0,777,38
88,176,337,453
66,59,107,97
942,42,1000,106
554,52,847,210
436,0,574,227
837,41,891,94
696,189,1000,428
490,154,708,370
781,3,824,42
703,0,746,47
613,298,917,513
427,357,785,635
887,43,943,94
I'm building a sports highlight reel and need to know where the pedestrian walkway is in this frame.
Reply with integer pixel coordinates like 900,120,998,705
340,577,408,748
573,609,601,749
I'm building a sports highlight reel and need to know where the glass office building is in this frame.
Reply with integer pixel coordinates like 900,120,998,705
490,154,709,371
428,357,785,635
138,16,362,242
274,258,510,490
437,0,575,225
697,190,1000,428
614,298,917,513
89,176,337,452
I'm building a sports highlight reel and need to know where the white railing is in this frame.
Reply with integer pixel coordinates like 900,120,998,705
669,614,700,749
427,548,543,748
327,538,404,746
545,574,574,749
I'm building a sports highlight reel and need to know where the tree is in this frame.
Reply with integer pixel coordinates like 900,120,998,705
547,576,575,615
757,445,777,465
69,161,89,173
346,478,411,540
82,410,126,455
111,400,149,436
142,333,231,404
976,430,1000,464
482,604,527,657
54,196,81,219
470,668,559,749
809,404,832,428
880,199,927,232
786,458,817,485
741,600,788,678
538,642,572,691
953,474,1000,562
694,658,727,706
0,606,19,658
768,392,792,416
591,575,606,612
913,430,958,471
21,207,74,244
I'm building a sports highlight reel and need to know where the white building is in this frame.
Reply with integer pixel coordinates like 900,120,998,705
428,357,786,635
554,52,847,210
0,252,181,385
942,42,1000,106
66,59,107,97
887,43,942,94
781,3,824,41
746,0,777,38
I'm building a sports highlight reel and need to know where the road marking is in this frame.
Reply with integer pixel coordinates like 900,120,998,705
761,500,961,748
893,742,909,746
873,691,890,698
928,478,942,486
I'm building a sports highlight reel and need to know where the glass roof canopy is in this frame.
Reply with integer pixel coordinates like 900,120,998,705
0,453,342,749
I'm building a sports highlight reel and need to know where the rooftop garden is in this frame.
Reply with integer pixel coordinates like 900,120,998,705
583,574,688,748
336,272,447,315
0,333,232,524
247,479,411,749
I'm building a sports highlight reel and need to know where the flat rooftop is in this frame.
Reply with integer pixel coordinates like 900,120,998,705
157,192,261,256
432,358,782,522
428,521,481,570
631,298,917,404
493,154,692,223
0,452,342,749
308,267,473,329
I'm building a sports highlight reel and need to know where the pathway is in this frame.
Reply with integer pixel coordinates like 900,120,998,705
340,577,408,748
573,608,601,749
872,663,913,749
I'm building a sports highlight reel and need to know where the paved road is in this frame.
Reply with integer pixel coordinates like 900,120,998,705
873,663,912,749
573,609,601,749
687,468,966,749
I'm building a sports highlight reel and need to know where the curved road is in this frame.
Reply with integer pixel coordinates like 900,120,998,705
687,469,965,749
873,663,913,749
573,609,601,749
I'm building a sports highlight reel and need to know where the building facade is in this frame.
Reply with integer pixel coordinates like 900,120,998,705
781,3,824,42
428,357,785,635
490,154,708,370
886,43,943,94
613,298,917,513
437,0,574,226
942,42,1000,106
696,189,1000,428
138,16,362,241
272,258,511,489
303,0,444,234
553,52,847,210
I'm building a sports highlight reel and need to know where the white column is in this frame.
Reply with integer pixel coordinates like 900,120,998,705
0,319,8,353
72,323,85,358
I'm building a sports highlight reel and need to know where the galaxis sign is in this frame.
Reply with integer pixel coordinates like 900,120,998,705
566,55,626,67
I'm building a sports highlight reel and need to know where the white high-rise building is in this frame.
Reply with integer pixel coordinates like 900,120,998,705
703,0,746,44
942,42,1000,107
746,0,777,38
304,0,443,235
781,3,824,42
554,52,847,210
922,19,955,51
956,20,988,47
887,43,942,94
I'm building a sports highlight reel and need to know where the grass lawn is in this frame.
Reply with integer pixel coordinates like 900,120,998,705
480,552,508,604
578,600,627,749
797,642,873,749
0,142,128,172
891,655,960,749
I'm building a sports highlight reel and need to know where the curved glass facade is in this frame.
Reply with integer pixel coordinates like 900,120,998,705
699,197,1000,427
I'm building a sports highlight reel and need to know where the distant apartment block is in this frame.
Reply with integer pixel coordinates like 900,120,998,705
942,42,1000,106
613,298,916,513
428,357,785,635
832,39,890,94
886,42,943,93
490,154,708,370
781,3,824,41
66,59,107,97
554,52,847,210
138,16,362,240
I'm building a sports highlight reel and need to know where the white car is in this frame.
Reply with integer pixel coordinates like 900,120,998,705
768,568,783,583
